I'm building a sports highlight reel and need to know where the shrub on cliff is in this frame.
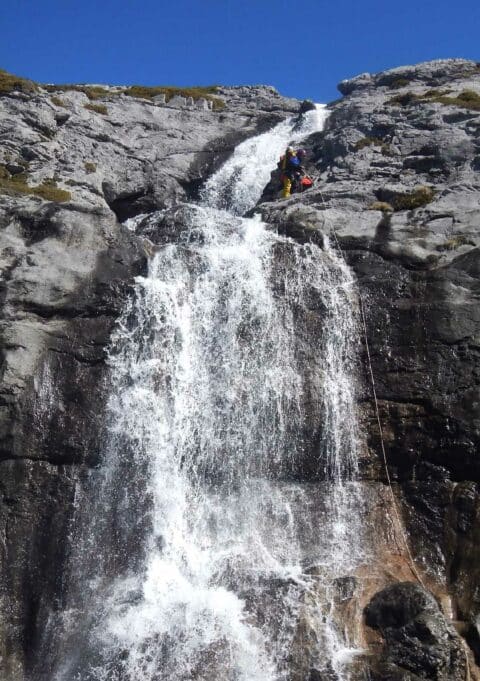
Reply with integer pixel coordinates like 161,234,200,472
391,186,435,210
374,186,435,211
50,96,67,108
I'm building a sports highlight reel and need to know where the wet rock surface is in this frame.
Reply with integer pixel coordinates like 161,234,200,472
365,582,467,680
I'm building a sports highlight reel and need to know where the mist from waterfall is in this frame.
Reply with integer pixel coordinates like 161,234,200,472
48,105,368,681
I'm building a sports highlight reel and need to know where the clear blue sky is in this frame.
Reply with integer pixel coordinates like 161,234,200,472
1,0,478,103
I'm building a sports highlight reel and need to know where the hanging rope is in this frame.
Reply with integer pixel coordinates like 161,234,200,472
358,296,426,589
316,189,426,589
462,638,473,681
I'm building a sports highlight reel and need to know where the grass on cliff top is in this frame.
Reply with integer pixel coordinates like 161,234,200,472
0,69,38,95
389,88,480,111
1,68,226,110
123,85,225,109
43,84,113,100
0,166,71,202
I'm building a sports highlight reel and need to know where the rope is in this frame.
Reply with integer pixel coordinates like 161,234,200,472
357,262,472,681
317,189,426,589
462,639,472,681
358,296,426,589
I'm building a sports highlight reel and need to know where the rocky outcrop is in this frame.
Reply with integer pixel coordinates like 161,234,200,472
0,80,301,679
258,58,480,676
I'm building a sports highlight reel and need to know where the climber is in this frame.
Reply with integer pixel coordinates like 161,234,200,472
291,149,308,194
278,146,301,198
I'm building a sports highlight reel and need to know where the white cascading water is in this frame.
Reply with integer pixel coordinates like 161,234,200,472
201,106,329,215
51,105,368,681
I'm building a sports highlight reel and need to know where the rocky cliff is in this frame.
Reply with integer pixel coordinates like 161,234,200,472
0,78,301,679
259,57,480,679
1,59,480,680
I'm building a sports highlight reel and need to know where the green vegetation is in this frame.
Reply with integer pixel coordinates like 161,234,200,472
1,68,226,111
0,165,71,202
84,103,108,115
354,137,391,155
44,84,112,100
389,186,435,211
388,91,422,106
388,88,480,111
437,235,476,251
451,89,480,109
355,137,383,151
123,85,225,109
0,69,38,95
50,96,67,108
44,81,225,109
388,78,411,89
84,162,96,174
368,201,394,212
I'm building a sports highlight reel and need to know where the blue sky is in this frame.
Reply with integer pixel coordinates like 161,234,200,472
1,0,478,103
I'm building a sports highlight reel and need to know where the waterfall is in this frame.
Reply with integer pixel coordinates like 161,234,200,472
48,105,368,681
201,106,329,215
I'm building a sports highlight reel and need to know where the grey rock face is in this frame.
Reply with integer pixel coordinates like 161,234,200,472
258,58,480,488
338,58,479,94
257,57,480,674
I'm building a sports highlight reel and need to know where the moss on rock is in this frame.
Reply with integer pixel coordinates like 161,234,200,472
368,201,394,212
84,103,108,115
391,186,435,211
355,137,383,151
388,88,480,111
0,165,71,202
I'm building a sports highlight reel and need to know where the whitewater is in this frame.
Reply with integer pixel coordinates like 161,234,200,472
46,104,369,681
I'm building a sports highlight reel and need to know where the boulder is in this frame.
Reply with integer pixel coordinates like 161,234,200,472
365,583,467,680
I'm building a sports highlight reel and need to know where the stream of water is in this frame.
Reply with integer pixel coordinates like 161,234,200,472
48,105,368,681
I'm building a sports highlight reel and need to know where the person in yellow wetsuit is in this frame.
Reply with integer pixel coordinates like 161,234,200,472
278,147,303,197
